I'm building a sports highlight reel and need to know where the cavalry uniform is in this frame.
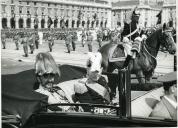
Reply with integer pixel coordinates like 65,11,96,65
87,31,93,52
65,33,72,53
121,8,142,68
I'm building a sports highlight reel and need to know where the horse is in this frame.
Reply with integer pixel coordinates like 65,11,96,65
99,24,176,95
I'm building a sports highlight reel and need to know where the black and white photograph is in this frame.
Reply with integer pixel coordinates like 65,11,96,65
1,0,177,127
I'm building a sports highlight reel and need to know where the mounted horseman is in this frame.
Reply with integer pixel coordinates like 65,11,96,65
121,6,142,69
99,7,176,97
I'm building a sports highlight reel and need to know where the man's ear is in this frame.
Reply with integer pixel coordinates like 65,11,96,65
99,67,103,75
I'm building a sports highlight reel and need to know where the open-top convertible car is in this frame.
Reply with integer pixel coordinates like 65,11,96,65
2,65,177,128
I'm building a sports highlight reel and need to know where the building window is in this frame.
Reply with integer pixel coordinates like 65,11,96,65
11,6,14,14
11,0,14,4
19,7,22,14
41,7,45,15
27,2,29,5
34,2,36,6
34,7,37,15
27,7,30,14
48,3,50,7
2,5,6,13
19,1,22,4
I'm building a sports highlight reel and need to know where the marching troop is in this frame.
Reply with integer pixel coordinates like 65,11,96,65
1,7,176,59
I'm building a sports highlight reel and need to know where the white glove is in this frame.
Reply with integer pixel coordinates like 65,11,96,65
134,37,142,42
123,37,130,43
141,34,147,40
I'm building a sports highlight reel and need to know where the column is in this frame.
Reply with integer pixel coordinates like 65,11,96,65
15,16,19,29
24,17,27,28
7,17,11,28
68,18,72,28
45,16,48,28
31,17,34,29
38,17,41,29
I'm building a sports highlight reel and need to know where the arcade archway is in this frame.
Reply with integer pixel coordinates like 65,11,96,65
60,19,65,28
65,20,69,28
41,19,45,28
26,18,31,28
2,18,7,29
91,21,94,28
105,20,107,28
19,18,24,28
77,20,80,28
72,20,75,28
96,20,99,27
100,21,103,28
10,17,15,28
54,19,58,28
87,20,90,28
82,21,85,27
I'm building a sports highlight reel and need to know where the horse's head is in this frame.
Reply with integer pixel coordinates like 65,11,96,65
160,23,176,54
86,52,103,82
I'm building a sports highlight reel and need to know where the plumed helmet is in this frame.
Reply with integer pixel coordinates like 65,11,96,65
132,7,140,17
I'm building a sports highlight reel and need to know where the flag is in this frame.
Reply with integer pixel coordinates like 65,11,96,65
156,10,162,25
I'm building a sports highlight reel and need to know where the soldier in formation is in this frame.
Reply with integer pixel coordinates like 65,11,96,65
81,30,86,47
28,33,35,54
1,33,6,49
13,33,20,50
65,31,72,53
71,31,78,51
21,33,29,57
86,31,93,52
35,32,40,49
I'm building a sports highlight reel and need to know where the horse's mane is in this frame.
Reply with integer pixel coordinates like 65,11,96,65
146,28,161,45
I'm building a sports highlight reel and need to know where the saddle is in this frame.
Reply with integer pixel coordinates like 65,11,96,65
109,44,126,62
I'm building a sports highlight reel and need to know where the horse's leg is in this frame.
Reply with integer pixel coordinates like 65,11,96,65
136,70,146,90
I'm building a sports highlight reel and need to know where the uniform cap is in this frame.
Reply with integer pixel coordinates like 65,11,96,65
157,71,177,83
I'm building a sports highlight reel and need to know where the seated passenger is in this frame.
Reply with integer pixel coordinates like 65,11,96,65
34,52,73,111
74,52,110,112
150,71,177,120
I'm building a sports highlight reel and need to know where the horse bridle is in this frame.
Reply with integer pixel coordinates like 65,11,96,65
143,42,157,60
160,29,174,51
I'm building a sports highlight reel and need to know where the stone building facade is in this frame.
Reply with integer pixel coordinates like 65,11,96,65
1,0,112,29
111,0,164,29
162,0,176,28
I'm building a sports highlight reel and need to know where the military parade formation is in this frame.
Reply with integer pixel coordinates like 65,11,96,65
1,6,176,61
